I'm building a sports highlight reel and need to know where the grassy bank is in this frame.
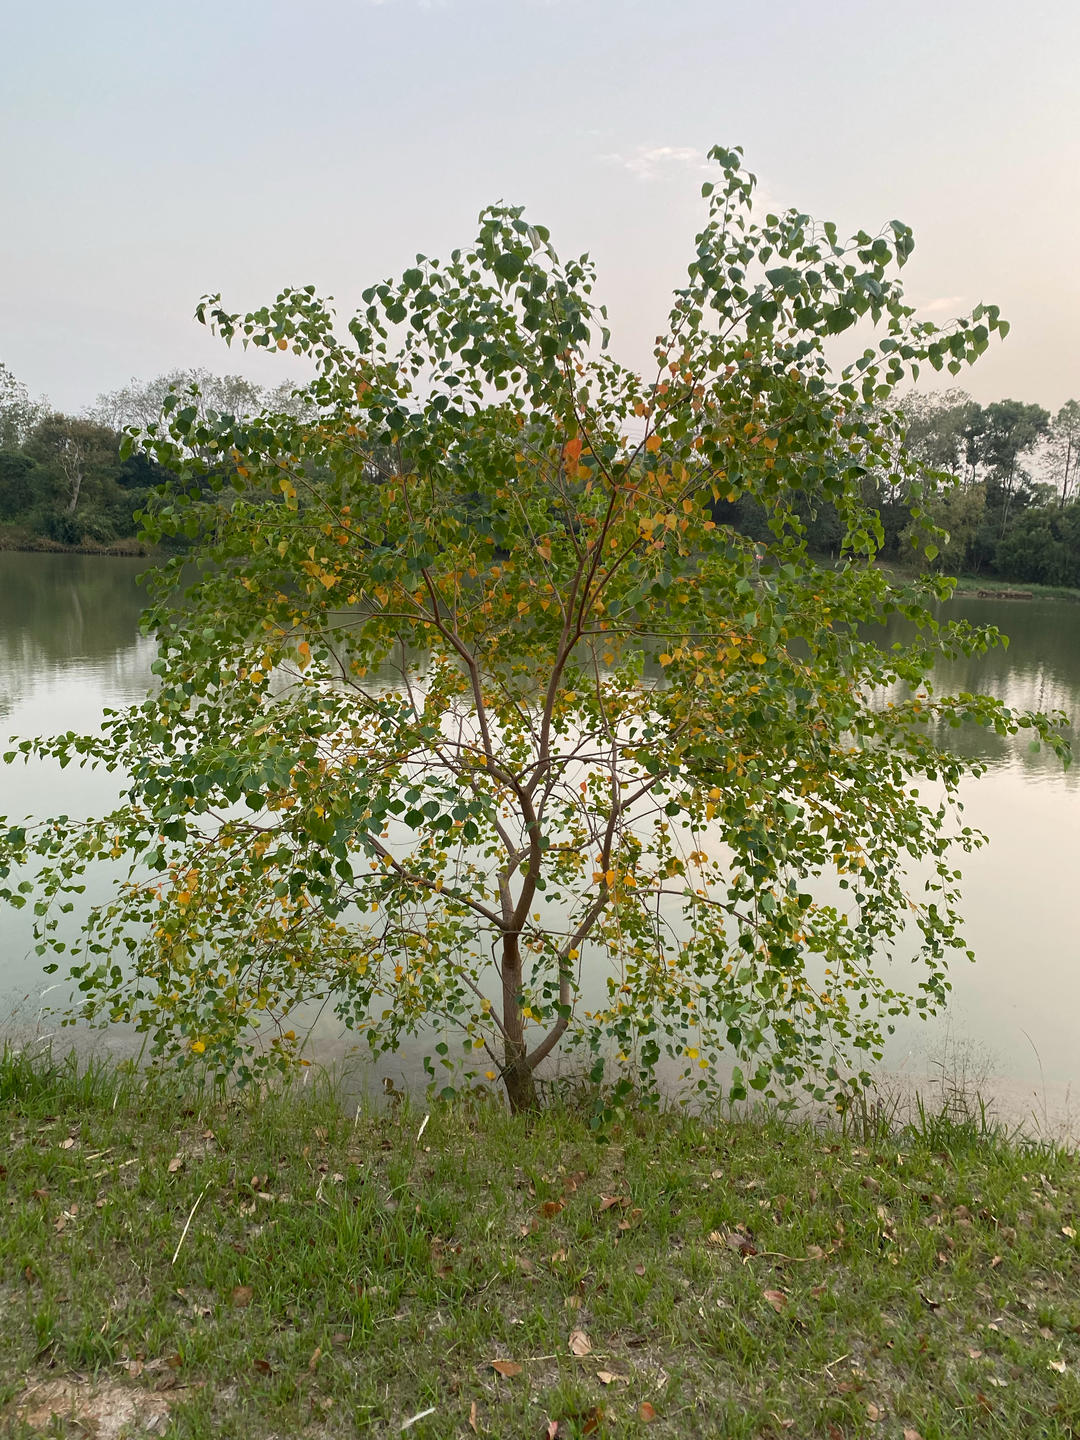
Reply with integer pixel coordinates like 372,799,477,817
0,524,151,556
2,1052,1078,1439
875,560,1080,604
946,573,1080,603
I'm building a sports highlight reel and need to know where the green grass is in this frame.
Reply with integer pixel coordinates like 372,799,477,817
2,1050,1079,1438
945,574,1080,602
875,559,1080,603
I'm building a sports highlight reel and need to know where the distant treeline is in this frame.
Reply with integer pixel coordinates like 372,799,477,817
1,363,1078,587
717,390,1080,588
0,366,299,551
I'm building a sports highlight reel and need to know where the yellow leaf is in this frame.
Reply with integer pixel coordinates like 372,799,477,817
749,653,766,665
645,434,661,453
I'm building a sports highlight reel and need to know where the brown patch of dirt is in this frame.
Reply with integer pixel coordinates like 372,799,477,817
14,1376,174,1437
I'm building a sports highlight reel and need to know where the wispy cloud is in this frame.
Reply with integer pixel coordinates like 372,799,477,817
598,145,712,182
918,295,968,316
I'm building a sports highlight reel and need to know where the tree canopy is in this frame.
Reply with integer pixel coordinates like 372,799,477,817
0,146,1068,1112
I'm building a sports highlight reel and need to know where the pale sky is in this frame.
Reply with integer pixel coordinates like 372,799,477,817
2,0,1077,416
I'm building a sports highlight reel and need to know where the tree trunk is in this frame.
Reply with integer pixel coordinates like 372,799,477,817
65,460,83,515
500,935,538,1113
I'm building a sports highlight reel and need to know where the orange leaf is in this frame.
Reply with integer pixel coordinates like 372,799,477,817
639,1401,658,1422
490,1359,522,1378
230,1285,254,1308
539,1200,564,1219
645,434,661,453
762,1288,788,1312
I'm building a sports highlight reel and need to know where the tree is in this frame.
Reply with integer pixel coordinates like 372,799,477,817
1046,400,1080,510
980,399,1051,534
900,481,987,571
0,147,1067,1114
0,453,39,520
90,369,311,432
0,362,46,451
25,415,121,517
900,389,984,483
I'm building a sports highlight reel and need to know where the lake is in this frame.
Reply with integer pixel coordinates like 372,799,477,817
1,551,1078,1129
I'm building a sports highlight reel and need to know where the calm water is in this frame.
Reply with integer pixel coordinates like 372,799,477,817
1,553,1078,1123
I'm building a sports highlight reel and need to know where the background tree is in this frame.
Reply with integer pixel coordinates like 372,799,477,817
0,148,1067,1112
901,389,984,483
1047,399,1080,510
0,362,47,451
90,369,312,432
980,398,1051,534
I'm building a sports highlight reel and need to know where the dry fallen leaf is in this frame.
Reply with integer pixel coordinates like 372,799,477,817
639,1401,657,1423
1049,1358,1067,1373
634,1264,646,1276
903,1428,924,1440
230,1285,254,1308
539,1200,564,1219
569,1329,592,1357
468,1399,479,1433
805,1244,825,1260
59,1137,75,1151
489,1359,522,1378
307,1346,322,1372
866,1401,882,1421
762,1288,788,1313
1062,1226,1076,1239
598,1195,626,1212
725,1231,758,1257
596,1371,627,1385
167,1156,184,1174
252,1358,272,1376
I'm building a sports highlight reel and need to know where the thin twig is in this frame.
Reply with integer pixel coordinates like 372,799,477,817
171,1183,211,1265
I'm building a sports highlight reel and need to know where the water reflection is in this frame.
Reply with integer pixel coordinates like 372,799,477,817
875,596,1079,783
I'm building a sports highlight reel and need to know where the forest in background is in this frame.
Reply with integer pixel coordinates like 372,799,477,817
1,360,1078,586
